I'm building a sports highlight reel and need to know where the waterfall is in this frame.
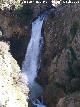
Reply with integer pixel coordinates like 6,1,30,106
22,16,43,84
22,15,46,106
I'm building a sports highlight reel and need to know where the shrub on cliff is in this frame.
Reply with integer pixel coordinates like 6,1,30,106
0,0,21,10
15,4,33,22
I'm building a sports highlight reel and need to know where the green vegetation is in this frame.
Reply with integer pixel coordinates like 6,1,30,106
67,21,79,43
67,47,77,64
66,46,80,84
0,0,21,9
67,47,77,78
64,21,79,79
0,0,33,19
15,4,33,21
70,22,79,40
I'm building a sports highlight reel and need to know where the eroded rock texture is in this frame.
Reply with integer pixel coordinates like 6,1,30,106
37,4,80,107
57,92,80,107
0,41,29,107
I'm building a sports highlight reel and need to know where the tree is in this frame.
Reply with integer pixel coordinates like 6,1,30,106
0,0,21,9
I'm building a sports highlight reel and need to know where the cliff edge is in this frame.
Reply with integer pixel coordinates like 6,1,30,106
0,41,29,107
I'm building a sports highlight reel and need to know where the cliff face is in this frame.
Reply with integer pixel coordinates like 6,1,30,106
57,92,80,107
0,8,31,66
37,4,80,107
30,2,52,19
0,41,29,107
0,2,52,66
0,2,80,107
0,10,27,38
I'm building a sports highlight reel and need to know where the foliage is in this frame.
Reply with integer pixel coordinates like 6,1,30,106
0,0,21,9
67,47,77,78
65,21,79,78
72,61,80,78
67,21,79,44
67,47,77,64
66,46,80,81
70,21,79,40
15,4,33,22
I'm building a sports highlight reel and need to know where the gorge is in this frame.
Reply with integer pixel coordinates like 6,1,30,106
0,1,80,107
22,14,46,106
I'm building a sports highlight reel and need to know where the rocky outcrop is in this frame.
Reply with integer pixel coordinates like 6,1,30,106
57,92,80,107
0,9,28,38
0,41,29,107
30,2,52,19
0,8,31,66
37,4,80,107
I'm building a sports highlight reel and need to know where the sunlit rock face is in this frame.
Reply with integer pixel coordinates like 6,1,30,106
51,0,60,7
0,41,29,107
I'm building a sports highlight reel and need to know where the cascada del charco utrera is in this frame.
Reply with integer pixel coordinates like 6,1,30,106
22,15,46,107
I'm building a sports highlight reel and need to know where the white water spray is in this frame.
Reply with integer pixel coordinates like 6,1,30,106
22,16,43,84
22,16,46,107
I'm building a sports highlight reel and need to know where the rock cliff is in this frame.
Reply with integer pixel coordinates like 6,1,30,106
0,41,29,107
57,92,80,107
0,1,52,66
0,7,31,66
0,2,80,107
37,4,80,107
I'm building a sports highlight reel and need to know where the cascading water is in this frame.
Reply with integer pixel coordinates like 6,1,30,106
22,15,46,107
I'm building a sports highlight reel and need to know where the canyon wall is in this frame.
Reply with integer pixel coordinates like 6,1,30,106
0,2,52,66
0,2,80,107
0,8,31,66
37,4,80,107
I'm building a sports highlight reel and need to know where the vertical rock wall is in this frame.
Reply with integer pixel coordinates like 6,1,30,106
0,41,29,107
